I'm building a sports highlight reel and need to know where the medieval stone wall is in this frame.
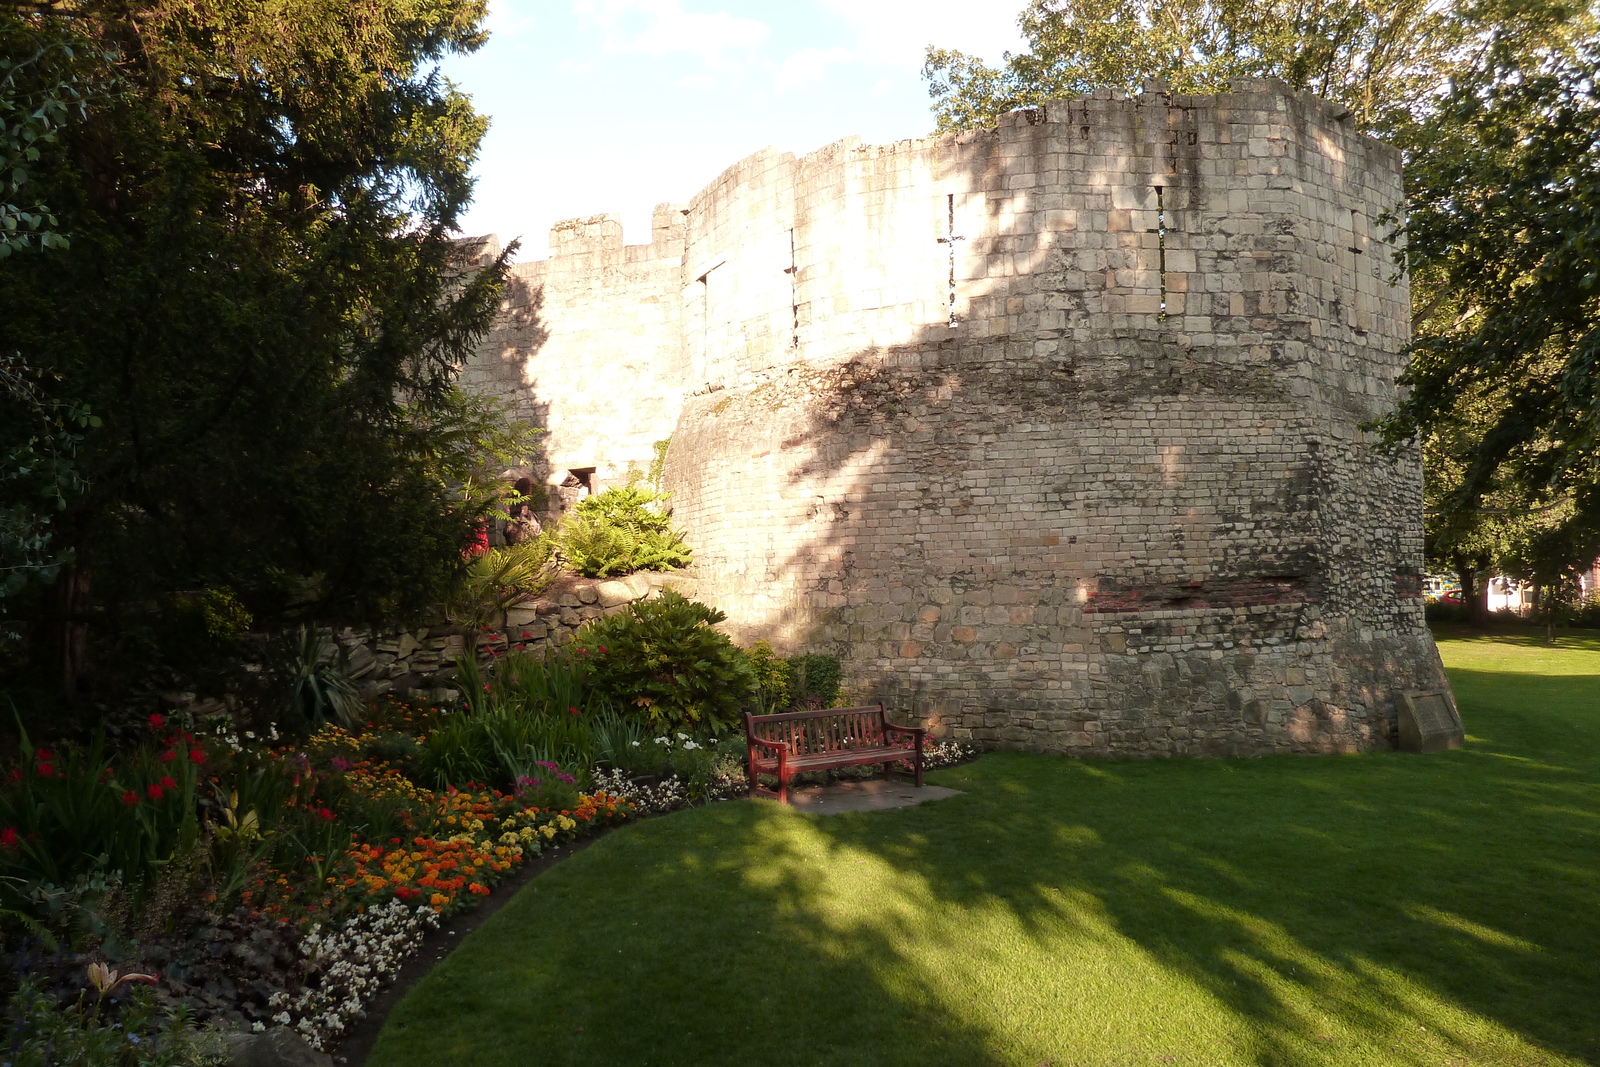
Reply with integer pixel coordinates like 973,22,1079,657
458,206,689,505
465,80,1452,755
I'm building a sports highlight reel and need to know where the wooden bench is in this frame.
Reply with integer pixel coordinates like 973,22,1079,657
744,704,924,804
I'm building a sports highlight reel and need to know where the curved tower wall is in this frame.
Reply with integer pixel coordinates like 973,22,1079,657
662,82,1451,755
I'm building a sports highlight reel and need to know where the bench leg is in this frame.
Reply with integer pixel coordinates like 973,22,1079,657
914,747,923,787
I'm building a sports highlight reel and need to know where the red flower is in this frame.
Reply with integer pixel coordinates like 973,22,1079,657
568,706,580,716
159,776,177,791
148,713,165,729
158,750,176,763
7,769,20,783
34,749,53,762
0,827,18,849
315,807,335,821
599,646,607,653
189,749,206,765
146,784,164,801
35,763,54,778
121,790,139,806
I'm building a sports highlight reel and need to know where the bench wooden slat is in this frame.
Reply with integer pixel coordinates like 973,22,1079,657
745,704,924,804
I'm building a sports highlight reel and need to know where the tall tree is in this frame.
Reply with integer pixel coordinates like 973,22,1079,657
1381,38,1600,619
922,0,1580,135
0,1,526,694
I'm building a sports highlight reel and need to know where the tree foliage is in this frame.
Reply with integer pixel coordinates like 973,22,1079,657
0,0,523,689
1383,39,1600,607
922,0,1581,135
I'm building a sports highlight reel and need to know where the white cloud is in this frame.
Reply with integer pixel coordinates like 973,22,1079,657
775,46,853,92
574,0,770,62
819,0,1027,69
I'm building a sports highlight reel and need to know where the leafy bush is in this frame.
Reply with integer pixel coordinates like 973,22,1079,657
446,538,557,636
3,975,226,1066
745,641,794,713
555,484,691,578
786,653,842,709
572,591,753,732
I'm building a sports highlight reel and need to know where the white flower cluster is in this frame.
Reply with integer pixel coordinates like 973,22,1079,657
282,899,440,1050
590,767,690,816
640,732,707,751
922,738,977,769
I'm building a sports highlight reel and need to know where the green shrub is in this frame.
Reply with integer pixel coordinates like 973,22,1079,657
555,484,691,578
786,652,843,708
572,591,752,732
2,976,226,1066
745,640,794,712
446,538,557,636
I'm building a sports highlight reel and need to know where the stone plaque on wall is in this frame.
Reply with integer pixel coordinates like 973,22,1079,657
1396,690,1464,753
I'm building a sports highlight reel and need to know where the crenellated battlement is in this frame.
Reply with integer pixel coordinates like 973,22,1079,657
458,82,1449,756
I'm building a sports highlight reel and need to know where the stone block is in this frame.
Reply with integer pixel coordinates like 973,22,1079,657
597,580,633,607
1396,690,1463,753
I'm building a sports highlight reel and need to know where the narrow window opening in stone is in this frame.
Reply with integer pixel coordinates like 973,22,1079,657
784,227,799,349
1153,185,1168,319
1349,209,1366,257
936,192,965,328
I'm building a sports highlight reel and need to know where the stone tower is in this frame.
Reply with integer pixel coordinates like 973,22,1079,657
658,81,1450,755
462,80,1453,755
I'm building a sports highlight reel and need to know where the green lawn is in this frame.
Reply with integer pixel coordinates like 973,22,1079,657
367,633,1600,1067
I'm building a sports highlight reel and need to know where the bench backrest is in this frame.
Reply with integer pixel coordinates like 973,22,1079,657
745,705,891,756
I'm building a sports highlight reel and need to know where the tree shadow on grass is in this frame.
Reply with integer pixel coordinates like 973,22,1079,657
369,665,1599,1067
796,666,1600,1066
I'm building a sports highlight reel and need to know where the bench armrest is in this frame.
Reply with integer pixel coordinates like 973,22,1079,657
882,722,924,739
748,736,791,753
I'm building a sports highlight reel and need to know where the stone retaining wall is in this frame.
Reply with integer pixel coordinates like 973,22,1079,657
338,570,699,702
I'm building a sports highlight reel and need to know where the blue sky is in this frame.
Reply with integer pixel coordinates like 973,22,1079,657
440,1,1028,259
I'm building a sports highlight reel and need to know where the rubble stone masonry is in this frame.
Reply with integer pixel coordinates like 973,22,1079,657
462,80,1452,755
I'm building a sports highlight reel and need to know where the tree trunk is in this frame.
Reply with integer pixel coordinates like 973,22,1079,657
47,563,91,699
1454,556,1487,627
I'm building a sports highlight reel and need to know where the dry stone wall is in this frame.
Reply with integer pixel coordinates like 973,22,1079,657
467,80,1451,755
335,571,698,704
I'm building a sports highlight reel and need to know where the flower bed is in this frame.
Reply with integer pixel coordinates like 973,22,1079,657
1,626,975,1058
